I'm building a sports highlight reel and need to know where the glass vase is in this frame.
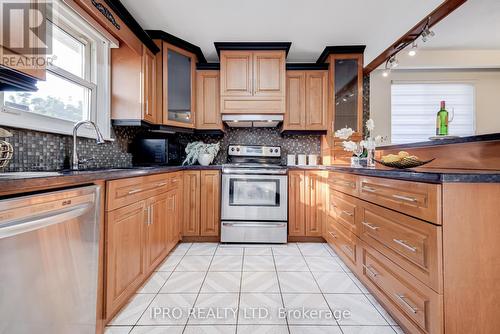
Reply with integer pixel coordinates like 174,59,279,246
367,148,376,168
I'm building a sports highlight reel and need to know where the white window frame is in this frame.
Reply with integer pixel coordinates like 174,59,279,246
390,80,476,144
0,0,114,140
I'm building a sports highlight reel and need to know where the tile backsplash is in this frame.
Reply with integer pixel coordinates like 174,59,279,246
1,126,138,172
177,127,322,165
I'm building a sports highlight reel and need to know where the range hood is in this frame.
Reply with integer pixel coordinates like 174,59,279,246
222,114,284,128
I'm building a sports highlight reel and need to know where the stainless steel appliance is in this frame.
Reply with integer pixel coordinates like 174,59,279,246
0,185,101,334
221,145,287,243
131,137,182,166
222,114,283,128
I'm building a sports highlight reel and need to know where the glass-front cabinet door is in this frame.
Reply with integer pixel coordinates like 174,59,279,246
163,43,196,128
333,57,362,133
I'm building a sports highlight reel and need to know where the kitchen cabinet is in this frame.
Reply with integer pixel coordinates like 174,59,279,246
111,44,160,124
220,50,285,114
105,201,147,318
161,42,197,128
321,52,364,164
288,170,326,237
200,170,221,236
284,70,328,131
196,70,223,130
182,170,221,238
105,172,182,320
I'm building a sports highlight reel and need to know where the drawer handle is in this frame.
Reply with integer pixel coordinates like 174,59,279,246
329,231,338,239
362,264,378,277
362,221,379,231
156,182,168,187
128,188,142,194
146,206,152,225
362,186,377,193
334,179,355,188
392,194,417,203
393,239,418,253
341,210,353,217
395,294,419,314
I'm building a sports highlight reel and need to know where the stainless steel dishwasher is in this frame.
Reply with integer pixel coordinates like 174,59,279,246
0,185,101,334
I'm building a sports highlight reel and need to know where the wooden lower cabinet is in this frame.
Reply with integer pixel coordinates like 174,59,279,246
105,172,182,320
288,170,326,238
105,201,147,318
182,170,221,238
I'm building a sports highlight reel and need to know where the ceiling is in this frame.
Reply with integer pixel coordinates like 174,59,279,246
120,0,444,65
422,0,500,50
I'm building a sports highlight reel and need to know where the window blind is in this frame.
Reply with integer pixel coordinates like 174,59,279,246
391,83,475,144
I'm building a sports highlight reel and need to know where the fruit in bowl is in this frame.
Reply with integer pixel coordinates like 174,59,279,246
378,151,434,169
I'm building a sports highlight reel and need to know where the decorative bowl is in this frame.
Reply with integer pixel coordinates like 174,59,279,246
375,158,435,169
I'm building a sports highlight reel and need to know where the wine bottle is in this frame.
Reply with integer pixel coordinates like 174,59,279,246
436,101,449,136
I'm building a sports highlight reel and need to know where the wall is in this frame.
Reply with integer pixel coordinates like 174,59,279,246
370,68,500,143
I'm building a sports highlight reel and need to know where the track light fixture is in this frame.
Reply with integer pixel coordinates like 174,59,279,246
408,41,418,56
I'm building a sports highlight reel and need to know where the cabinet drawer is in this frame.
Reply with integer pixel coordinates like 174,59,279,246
360,244,443,334
328,172,358,196
326,216,359,268
359,176,441,224
107,172,179,211
359,201,442,292
329,189,359,235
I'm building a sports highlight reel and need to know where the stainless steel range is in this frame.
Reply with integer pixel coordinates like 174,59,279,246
221,145,288,244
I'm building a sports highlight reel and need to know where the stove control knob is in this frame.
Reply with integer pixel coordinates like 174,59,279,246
236,147,240,152
269,148,273,153
274,149,279,153
231,147,235,152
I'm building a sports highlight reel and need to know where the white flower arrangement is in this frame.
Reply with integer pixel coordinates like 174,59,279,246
334,127,355,140
183,141,220,166
342,140,358,152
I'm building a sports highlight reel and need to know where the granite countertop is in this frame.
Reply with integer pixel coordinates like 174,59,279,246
0,164,499,196
288,165,500,183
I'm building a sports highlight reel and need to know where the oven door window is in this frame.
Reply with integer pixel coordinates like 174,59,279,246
229,179,280,207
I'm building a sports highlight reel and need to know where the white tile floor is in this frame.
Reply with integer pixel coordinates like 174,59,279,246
105,243,405,334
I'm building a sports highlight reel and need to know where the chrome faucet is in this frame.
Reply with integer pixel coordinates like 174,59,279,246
72,121,105,170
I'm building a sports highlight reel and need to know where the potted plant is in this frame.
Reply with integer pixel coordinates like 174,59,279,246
182,141,220,166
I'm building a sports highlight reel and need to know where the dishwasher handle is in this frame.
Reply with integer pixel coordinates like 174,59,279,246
0,203,93,240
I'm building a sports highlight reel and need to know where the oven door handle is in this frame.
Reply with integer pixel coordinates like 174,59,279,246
222,222,287,228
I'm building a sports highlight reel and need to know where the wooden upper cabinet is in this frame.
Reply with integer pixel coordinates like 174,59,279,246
142,47,157,123
284,71,306,130
111,44,159,123
220,51,253,97
284,70,328,131
162,42,197,128
200,170,221,236
305,71,328,129
253,51,286,97
220,50,285,114
196,70,223,130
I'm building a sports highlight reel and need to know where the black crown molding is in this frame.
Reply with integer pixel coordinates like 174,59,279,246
214,42,292,57
103,0,160,54
316,45,366,64
286,63,329,71
0,67,38,91
196,63,220,70
147,30,207,63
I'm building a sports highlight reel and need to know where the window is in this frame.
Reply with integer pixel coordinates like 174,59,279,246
391,83,475,144
0,0,114,139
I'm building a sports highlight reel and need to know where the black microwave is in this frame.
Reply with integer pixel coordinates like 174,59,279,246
131,138,182,166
